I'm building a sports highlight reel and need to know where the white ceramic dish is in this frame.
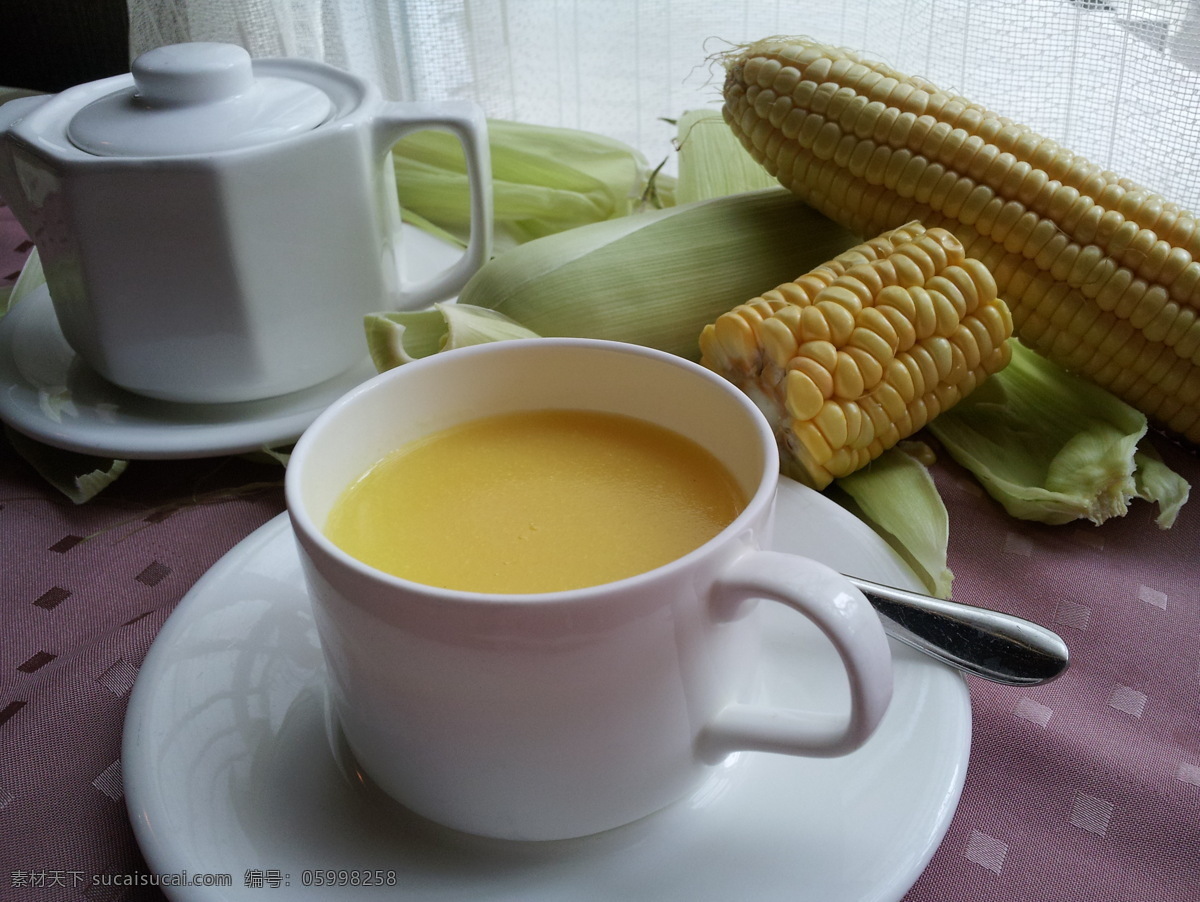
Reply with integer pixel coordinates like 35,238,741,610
0,225,462,459
123,478,971,902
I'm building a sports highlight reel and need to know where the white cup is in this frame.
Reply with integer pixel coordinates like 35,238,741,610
285,338,893,841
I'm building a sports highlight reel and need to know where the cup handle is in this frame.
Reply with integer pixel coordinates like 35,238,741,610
373,100,494,308
699,550,894,762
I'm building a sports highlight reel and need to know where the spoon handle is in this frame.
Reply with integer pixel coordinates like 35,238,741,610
846,575,1070,685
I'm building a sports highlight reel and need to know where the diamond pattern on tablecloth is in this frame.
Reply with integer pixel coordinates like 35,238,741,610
1108,685,1148,718
1054,599,1092,631
0,701,26,727
91,760,123,802
16,651,57,673
48,534,86,553
965,830,1008,875
134,561,172,587
1177,763,1200,787
1014,697,1053,727
1137,584,1168,609
96,659,139,697
32,587,72,610
1002,532,1034,556
1069,792,1114,836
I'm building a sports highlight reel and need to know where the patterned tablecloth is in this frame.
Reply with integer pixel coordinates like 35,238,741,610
1,199,1198,902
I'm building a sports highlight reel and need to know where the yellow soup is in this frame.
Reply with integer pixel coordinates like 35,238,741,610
324,409,748,593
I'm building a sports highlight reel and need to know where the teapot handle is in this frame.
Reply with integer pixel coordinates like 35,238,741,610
373,101,493,309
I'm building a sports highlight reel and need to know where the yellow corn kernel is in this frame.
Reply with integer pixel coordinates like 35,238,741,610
790,420,835,466
789,354,835,399
785,369,825,420
815,400,849,447
815,299,857,344
795,338,839,370
845,345,885,389
909,287,940,339
760,316,800,368
713,311,757,361
832,350,865,399
798,304,832,341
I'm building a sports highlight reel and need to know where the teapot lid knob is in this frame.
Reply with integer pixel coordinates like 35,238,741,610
133,43,255,107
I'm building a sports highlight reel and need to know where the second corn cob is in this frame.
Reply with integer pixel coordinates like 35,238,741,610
699,221,1013,489
721,36,1200,444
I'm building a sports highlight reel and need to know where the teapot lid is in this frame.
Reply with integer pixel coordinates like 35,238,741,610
66,43,333,157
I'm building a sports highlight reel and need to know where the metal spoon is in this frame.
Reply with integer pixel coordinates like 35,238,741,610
846,575,1070,685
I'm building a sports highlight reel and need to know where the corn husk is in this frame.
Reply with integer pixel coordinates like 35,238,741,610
832,443,954,598
454,187,859,361
1,245,44,318
674,109,777,205
5,426,128,504
366,302,539,370
392,118,670,252
930,341,1189,527
1133,449,1191,528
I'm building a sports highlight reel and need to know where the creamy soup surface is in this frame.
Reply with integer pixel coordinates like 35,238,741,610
324,408,747,593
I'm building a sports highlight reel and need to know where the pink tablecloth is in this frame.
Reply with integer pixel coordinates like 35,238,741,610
1,201,1198,901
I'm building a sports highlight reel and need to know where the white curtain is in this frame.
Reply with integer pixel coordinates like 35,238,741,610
128,0,1200,208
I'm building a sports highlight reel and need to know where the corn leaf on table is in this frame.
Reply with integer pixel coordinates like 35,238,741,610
2,201,1199,901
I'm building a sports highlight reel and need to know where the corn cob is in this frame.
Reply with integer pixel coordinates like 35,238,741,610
699,221,1013,489
721,36,1200,444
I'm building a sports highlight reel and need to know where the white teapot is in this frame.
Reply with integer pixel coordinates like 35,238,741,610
0,42,492,404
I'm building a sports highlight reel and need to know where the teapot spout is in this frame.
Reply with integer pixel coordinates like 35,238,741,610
0,93,53,233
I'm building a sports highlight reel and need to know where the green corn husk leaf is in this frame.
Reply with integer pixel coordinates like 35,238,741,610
239,445,293,467
674,109,778,204
392,118,671,252
1,246,45,318
929,340,1189,527
455,187,859,361
831,444,954,598
1133,448,1191,528
5,426,128,504
366,302,540,370
399,207,468,250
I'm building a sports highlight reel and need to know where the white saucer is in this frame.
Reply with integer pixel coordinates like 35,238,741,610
123,478,971,902
0,226,463,459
